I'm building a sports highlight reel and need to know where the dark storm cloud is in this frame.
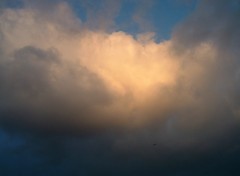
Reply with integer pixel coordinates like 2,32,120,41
1,0,240,176
0,45,113,135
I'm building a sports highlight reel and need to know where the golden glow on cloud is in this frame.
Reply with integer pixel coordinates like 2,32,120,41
0,2,223,129
78,32,179,99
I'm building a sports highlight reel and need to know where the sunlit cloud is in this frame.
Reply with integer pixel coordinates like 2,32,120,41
0,1,238,135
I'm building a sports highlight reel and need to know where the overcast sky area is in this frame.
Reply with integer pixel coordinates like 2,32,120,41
0,0,240,175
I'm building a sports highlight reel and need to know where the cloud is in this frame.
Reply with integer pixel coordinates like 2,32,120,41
0,2,181,135
1,0,240,175
80,0,123,30
0,0,239,141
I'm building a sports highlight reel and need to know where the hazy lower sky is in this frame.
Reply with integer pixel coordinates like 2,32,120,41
0,0,240,175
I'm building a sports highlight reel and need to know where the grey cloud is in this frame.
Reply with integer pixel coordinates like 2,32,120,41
132,0,155,32
0,45,113,135
173,0,240,51
79,0,122,31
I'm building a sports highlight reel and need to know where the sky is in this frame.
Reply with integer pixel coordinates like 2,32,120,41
0,0,240,175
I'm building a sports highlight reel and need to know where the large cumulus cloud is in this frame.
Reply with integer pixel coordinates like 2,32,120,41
1,0,240,175
0,1,181,134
